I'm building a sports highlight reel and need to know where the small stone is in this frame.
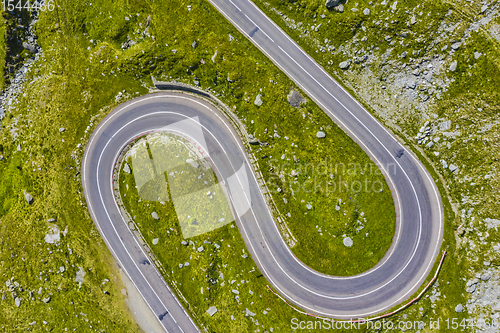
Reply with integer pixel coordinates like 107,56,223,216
363,8,370,15
254,94,263,106
42,297,51,303
15,297,21,307
192,41,198,49
316,131,326,138
474,52,482,59
245,308,256,317
306,204,313,210
186,159,199,168
343,237,353,247
17,144,21,152
151,211,159,220
337,4,344,12
466,284,476,294
481,4,488,13
480,273,491,281
184,262,189,267
206,306,217,316
59,266,65,273
232,289,239,294
449,60,457,72
449,164,458,172
123,163,131,174
23,190,34,205
152,238,159,245
181,240,188,246
23,42,37,53
59,128,65,132
339,60,351,69
455,304,463,313
178,263,183,268
325,0,341,9
451,42,461,50
197,246,204,252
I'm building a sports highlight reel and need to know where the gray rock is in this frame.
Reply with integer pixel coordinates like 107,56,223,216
254,94,263,106
481,4,488,13
151,211,159,220
314,129,327,139
0,154,4,161
325,0,341,9
42,297,51,303
192,41,198,49
152,238,159,245
306,203,313,210
178,263,183,268
245,308,256,317
59,127,65,132
451,42,461,50
1,292,5,301
466,284,476,293
197,246,204,252
449,164,458,172
15,297,21,307
47,218,56,222
474,52,482,59
45,225,60,244
181,240,188,246
343,237,353,247
287,90,305,108
23,190,34,205
406,81,416,89
184,262,189,267
76,267,86,285
481,273,492,281
17,144,21,152
363,8,370,15
206,306,217,316
449,60,457,72
339,60,351,69
59,266,65,273
22,42,37,53
337,4,344,12
439,120,451,131
123,163,131,174
455,304,463,313
232,289,239,294
467,278,479,287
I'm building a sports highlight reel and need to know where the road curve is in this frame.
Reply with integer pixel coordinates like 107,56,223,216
82,1,444,331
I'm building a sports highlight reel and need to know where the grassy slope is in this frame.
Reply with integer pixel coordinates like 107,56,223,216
0,0,396,331
251,0,500,329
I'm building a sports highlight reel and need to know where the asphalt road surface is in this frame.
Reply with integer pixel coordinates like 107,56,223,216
81,1,444,331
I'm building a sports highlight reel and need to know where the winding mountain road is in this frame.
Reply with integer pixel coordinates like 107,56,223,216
81,0,444,332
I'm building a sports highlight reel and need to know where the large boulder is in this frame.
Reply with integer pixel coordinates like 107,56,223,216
287,90,305,108
325,0,341,9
